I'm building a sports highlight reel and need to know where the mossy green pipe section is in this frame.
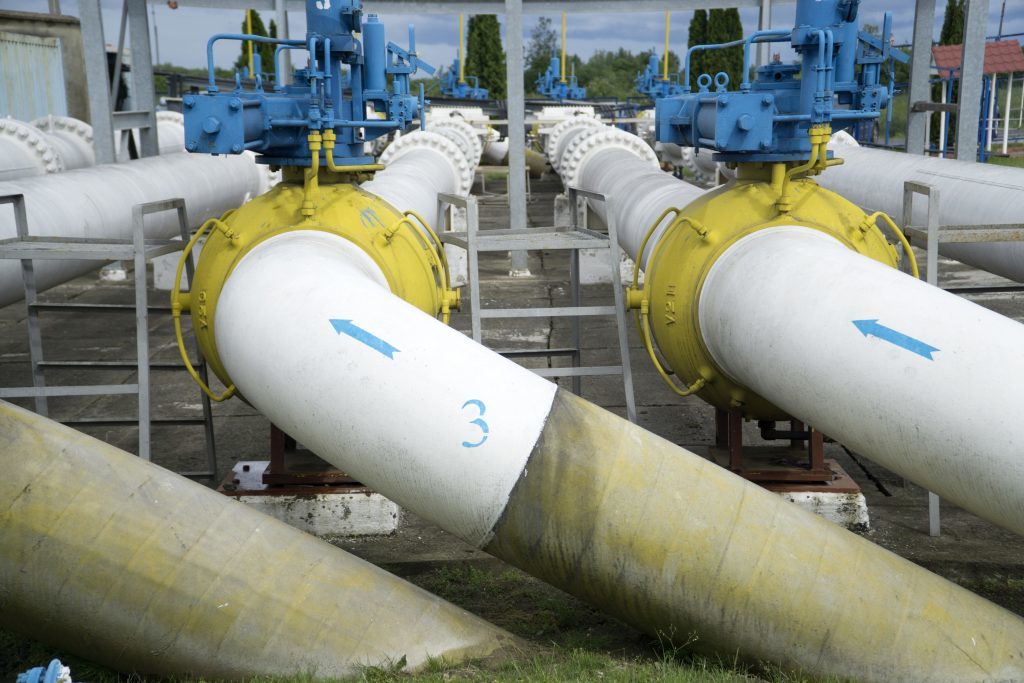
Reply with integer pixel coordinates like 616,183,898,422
486,390,1024,682
0,401,517,680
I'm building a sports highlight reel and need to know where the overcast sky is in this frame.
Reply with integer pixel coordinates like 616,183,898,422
7,0,1024,73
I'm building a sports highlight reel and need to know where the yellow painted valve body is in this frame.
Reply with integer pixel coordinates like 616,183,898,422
643,169,900,419
186,171,453,390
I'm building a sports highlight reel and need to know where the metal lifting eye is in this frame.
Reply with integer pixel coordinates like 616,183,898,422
697,73,713,91
714,72,730,91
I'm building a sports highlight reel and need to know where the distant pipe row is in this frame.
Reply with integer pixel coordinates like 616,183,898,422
818,133,1024,283
0,113,190,181
164,116,1024,679
549,116,1024,541
0,152,272,308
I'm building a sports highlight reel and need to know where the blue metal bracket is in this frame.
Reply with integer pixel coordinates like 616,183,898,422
655,0,907,164
183,0,433,168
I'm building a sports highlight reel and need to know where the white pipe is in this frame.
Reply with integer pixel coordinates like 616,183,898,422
555,123,1024,536
215,231,558,543
987,73,997,152
576,146,701,264
819,139,1024,282
700,226,1024,536
207,225,1024,682
365,130,473,223
1003,74,1012,156
939,81,947,158
195,134,1024,677
0,153,265,308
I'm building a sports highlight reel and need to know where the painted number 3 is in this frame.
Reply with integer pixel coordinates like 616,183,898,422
461,399,490,448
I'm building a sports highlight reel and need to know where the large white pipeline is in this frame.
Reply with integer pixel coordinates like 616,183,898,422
364,130,474,223
184,119,1024,679
818,136,1024,282
0,153,267,308
699,226,1024,535
552,122,1024,538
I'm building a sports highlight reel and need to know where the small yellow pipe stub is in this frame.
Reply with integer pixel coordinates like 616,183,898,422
245,8,254,77
663,10,671,81
458,14,466,84
560,12,568,84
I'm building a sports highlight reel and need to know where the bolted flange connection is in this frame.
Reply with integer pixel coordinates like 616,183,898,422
558,126,659,189
380,130,475,197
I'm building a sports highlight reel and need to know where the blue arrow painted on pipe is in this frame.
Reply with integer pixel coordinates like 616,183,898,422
330,319,399,359
852,319,939,360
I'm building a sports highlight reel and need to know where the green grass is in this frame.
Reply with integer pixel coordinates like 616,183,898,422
1,564,848,682
986,153,1024,167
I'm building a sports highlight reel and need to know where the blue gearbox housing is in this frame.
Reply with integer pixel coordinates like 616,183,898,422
635,54,685,100
183,0,433,168
536,57,586,101
655,0,905,163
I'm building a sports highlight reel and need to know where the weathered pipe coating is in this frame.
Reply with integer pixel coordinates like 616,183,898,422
0,401,516,680
486,390,1024,682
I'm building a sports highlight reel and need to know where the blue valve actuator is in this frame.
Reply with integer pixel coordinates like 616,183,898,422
655,0,905,163
535,57,586,101
183,0,433,168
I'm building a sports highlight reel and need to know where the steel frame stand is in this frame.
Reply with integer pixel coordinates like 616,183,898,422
262,424,358,486
902,180,1024,536
713,407,831,484
438,189,637,423
0,195,216,477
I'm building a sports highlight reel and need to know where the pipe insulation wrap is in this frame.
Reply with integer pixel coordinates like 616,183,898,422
819,141,1024,282
0,400,516,679
0,153,266,308
486,389,1024,682
214,231,558,545
699,226,1024,536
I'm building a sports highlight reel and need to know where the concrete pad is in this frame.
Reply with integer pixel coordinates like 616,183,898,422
218,461,400,537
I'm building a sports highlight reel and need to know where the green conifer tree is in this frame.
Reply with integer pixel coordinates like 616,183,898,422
466,15,507,98
706,9,744,88
933,0,965,147
235,10,277,77
939,0,965,45
687,10,709,89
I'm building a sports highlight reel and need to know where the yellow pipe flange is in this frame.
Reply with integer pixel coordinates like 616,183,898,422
641,169,902,419
172,176,453,396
